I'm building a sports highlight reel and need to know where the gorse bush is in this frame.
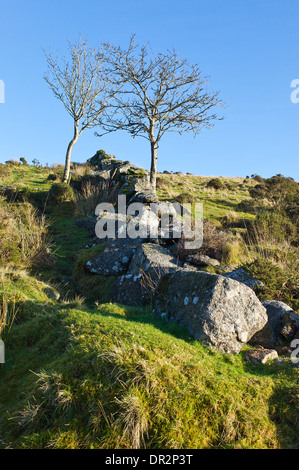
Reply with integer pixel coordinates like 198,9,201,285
249,175,299,226
47,182,76,216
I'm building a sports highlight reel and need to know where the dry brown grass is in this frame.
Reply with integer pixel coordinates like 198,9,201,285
74,180,120,217
174,219,231,262
0,295,18,341
115,391,149,449
70,163,92,178
0,197,54,268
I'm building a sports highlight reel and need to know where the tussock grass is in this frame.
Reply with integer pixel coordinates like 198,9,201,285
0,196,53,269
0,295,18,341
0,300,297,449
73,179,120,217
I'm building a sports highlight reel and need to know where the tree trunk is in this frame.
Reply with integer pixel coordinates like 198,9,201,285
150,140,158,192
63,123,79,183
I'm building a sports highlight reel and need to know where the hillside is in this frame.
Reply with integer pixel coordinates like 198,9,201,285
0,159,298,449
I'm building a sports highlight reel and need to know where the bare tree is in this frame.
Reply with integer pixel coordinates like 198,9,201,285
44,39,115,183
96,36,223,191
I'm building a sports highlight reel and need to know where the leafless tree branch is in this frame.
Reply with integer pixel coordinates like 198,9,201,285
97,35,224,190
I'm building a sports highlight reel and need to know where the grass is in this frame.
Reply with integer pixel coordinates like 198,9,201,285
0,163,55,190
0,298,298,449
156,173,257,222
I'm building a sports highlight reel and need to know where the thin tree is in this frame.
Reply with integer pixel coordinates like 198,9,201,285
96,36,223,191
44,39,115,183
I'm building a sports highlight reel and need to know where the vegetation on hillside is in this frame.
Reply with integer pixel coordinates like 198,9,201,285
0,161,298,449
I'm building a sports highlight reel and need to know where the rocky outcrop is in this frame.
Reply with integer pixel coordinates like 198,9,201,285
249,300,299,349
87,150,152,196
75,163,276,355
153,270,268,354
110,243,182,306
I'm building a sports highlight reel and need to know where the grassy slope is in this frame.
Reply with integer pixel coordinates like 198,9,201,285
1,293,298,449
0,165,298,449
156,173,257,221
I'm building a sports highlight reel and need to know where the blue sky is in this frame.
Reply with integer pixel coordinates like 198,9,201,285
0,0,298,179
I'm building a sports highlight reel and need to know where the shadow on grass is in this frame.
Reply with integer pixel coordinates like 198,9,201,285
96,305,203,346
241,352,299,448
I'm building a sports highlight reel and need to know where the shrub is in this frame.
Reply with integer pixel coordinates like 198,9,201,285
48,183,75,215
174,192,197,204
173,219,231,262
246,210,298,246
237,200,259,214
253,175,264,183
32,159,42,167
206,178,226,190
245,259,299,310
49,183,74,201
20,157,27,165
47,173,59,182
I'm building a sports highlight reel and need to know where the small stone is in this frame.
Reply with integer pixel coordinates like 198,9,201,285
187,254,220,267
44,287,60,301
244,347,278,365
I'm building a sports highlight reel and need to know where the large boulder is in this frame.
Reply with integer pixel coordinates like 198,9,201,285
249,300,299,349
129,191,159,204
111,273,150,306
128,243,182,279
222,268,264,290
85,238,141,275
153,270,268,354
110,243,182,306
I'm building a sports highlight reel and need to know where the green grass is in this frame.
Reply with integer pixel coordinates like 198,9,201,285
0,296,298,449
156,173,257,221
0,164,55,190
